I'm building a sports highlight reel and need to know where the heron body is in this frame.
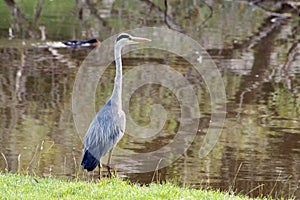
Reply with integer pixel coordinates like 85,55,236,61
81,99,125,171
81,33,151,174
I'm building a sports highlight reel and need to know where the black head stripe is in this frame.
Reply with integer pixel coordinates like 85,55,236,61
116,34,130,42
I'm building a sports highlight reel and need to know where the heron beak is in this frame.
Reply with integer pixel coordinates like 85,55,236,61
131,36,151,43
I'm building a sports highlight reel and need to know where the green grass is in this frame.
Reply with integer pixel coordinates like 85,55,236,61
0,173,268,200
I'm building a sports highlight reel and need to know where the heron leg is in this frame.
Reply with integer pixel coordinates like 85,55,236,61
98,163,103,179
107,148,113,178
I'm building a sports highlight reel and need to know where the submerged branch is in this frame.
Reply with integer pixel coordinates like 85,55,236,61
141,0,184,33
284,40,300,71
164,0,184,33
198,0,213,28
250,0,300,18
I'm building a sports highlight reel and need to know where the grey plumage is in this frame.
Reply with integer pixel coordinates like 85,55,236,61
81,100,125,171
81,33,151,174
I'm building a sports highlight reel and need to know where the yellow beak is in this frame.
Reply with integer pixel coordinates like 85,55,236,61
131,36,151,43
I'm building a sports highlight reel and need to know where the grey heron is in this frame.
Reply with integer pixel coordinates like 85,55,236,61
81,33,151,177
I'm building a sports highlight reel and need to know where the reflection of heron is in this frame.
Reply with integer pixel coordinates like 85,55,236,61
81,33,151,177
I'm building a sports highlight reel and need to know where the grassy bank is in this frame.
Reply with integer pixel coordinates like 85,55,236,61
0,173,266,200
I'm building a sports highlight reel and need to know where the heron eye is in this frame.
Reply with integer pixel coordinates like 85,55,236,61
116,34,130,42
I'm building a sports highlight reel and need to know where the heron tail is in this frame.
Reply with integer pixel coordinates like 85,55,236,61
81,150,100,171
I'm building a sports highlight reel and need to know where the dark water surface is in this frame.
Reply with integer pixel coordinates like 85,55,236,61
0,0,300,199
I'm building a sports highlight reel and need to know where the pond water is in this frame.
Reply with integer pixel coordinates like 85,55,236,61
0,0,300,199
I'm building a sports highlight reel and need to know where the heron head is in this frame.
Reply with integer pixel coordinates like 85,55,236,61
115,33,151,48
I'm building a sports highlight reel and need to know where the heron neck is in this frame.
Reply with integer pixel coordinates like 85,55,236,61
111,44,122,110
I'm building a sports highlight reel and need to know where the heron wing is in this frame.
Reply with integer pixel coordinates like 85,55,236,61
83,100,124,161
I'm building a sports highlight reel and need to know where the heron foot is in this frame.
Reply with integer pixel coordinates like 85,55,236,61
102,164,116,178
107,164,113,178
98,164,116,178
